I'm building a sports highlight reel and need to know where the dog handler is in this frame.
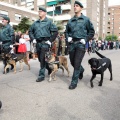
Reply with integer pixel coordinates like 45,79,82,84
66,1,95,89
29,7,58,82
0,16,15,74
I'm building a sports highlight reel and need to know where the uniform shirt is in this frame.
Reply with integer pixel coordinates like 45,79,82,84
0,24,14,42
66,14,95,42
29,17,58,41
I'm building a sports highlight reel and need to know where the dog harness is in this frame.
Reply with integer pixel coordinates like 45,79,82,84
48,56,60,68
97,62,106,70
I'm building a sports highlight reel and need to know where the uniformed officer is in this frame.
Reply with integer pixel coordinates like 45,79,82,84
29,7,58,82
66,1,95,89
0,16,15,73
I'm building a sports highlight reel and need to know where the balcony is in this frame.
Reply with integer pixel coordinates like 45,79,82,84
47,0,67,6
54,14,71,21
47,4,71,12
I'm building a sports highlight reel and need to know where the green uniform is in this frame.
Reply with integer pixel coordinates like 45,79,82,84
66,14,95,86
29,17,58,80
0,24,14,49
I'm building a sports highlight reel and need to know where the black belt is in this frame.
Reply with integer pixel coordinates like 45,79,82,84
2,41,11,44
72,38,81,41
36,37,50,41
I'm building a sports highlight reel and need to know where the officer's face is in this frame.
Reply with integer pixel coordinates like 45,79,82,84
2,18,8,26
74,4,82,13
38,10,46,18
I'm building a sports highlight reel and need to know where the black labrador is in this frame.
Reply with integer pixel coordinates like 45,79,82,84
88,51,113,88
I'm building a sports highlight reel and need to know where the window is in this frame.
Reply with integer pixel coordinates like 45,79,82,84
0,10,8,16
15,14,21,21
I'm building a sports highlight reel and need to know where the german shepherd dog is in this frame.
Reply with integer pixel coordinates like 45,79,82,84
88,51,113,88
45,51,70,82
4,53,30,74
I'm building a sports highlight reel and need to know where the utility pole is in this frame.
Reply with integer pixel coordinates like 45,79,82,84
53,5,55,23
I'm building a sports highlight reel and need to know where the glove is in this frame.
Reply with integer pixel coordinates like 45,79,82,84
80,39,86,45
45,40,51,47
33,39,37,43
0,42,2,45
10,45,13,48
68,37,72,43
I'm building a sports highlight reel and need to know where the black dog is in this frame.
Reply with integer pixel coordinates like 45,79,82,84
88,51,113,88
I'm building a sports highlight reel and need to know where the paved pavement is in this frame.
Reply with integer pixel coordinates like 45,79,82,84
0,50,120,120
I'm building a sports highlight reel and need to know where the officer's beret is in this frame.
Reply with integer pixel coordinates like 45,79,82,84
2,16,10,23
74,1,84,8
39,7,47,12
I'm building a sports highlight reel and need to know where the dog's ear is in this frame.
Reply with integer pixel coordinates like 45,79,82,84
88,59,91,64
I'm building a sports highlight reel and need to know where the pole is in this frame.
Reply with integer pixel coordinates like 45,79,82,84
53,5,55,23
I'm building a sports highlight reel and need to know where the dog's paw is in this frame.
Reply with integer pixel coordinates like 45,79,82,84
19,69,23,72
91,85,94,88
14,71,16,74
98,84,102,86
48,79,52,82
110,78,113,81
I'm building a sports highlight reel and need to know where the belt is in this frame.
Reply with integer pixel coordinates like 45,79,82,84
72,38,81,41
2,40,11,44
36,37,50,41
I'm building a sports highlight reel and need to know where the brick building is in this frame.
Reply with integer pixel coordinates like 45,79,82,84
107,5,120,40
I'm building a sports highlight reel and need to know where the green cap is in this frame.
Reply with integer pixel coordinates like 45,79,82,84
39,7,47,12
74,1,84,8
2,16,10,23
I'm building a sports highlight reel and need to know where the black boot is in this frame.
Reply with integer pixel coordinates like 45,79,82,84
69,84,77,90
79,70,84,80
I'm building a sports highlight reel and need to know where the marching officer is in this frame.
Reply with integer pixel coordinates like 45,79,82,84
0,16,15,73
29,7,58,82
66,1,95,89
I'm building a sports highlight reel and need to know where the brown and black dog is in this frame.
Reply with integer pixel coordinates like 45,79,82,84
4,53,30,74
45,51,70,82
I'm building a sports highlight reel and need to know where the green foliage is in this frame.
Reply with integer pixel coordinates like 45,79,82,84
54,21,64,32
16,17,32,33
105,35,118,41
98,36,102,40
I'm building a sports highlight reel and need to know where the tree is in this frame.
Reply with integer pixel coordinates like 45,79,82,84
105,35,118,41
16,17,32,33
54,21,64,32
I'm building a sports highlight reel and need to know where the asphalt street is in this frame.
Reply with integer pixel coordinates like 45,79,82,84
0,50,120,120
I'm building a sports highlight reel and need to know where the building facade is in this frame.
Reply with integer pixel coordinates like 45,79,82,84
107,5,120,40
0,0,108,39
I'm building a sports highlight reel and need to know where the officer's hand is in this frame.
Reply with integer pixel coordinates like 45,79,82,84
45,40,51,47
10,45,13,48
68,37,72,43
80,39,86,44
33,39,37,43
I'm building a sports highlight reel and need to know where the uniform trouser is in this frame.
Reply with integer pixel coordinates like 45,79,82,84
61,47,65,55
69,43,85,85
36,42,50,78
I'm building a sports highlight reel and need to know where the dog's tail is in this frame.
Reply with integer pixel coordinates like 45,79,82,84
95,50,106,58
